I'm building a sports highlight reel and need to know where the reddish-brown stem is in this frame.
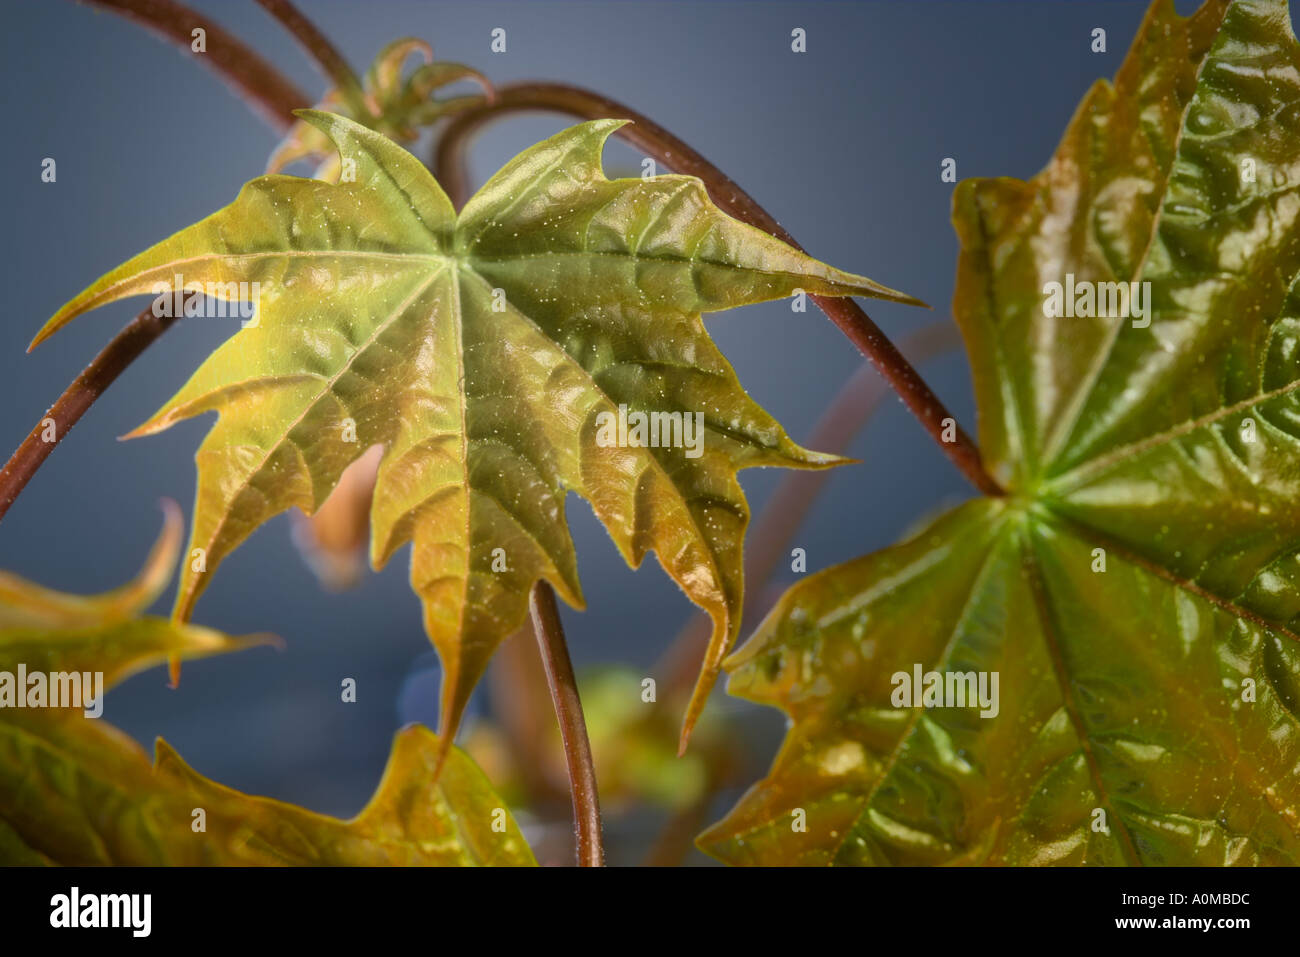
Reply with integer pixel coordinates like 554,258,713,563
529,581,605,867
253,0,368,117
434,82,1002,498
78,0,307,131
657,321,964,696
0,306,182,524
51,1,612,870
6,3,305,524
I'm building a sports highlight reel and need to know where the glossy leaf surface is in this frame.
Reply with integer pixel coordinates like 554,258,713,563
36,111,920,749
701,0,1300,865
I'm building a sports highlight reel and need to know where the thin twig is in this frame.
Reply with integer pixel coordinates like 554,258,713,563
77,0,307,131
253,0,368,117
0,306,183,524
529,581,605,867
7,2,301,521
433,82,1001,498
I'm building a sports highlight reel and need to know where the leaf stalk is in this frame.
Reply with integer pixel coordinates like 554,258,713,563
253,0,370,119
0,307,182,525
78,0,307,131
529,580,605,867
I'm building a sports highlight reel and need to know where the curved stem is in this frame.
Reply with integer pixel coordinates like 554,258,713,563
433,82,1001,496
253,0,368,118
529,581,605,867
0,306,181,524
12,3,331,525
8,2,303,523
78,0,307,131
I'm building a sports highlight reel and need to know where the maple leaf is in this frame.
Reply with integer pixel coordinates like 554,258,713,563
34,111,922,755
699,0,1300,865
0,508,532,865
272,37,490,588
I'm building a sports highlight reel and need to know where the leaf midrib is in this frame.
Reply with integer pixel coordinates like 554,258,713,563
457,267,730,616
1035,9,1221,473
1019,524,1143,866
1042,374,1300,495
825,522,1008,865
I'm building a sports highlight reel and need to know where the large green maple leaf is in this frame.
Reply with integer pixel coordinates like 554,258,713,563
0,510,533,865
700,0,1300,865
34,111,919,752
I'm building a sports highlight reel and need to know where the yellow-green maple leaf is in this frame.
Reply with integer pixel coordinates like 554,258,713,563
34,111,922,754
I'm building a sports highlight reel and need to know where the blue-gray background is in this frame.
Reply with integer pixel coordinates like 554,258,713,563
0,0,1216,863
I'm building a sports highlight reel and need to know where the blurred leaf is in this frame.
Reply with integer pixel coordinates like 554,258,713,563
0,503,272,689
268,37,491,181
0,499,182,630
577,667,728,811
35,111,921,756
291,444,382,590
701,0,1300,865
474,665,737,812
151,725,535,866
0,512,530,865
4,717,534,865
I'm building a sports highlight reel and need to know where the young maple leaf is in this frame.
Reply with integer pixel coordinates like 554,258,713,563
268,37,491,181
34,111,923,758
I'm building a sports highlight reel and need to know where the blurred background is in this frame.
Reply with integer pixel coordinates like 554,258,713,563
0,0,1212,864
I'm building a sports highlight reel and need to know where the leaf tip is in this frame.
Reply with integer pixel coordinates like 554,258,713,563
806,450,857,469
27,322,56,352
121,408,179,441
882,289,930,310
678,655,723,758
236,630,286,654
152,736,182,768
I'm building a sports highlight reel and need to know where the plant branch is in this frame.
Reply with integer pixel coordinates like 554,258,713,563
78,0,307,131
0,306,182,524
432,82,1000,496
529,580,605,866
13,2,330,525
253,0,369,118
9,1,304,522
